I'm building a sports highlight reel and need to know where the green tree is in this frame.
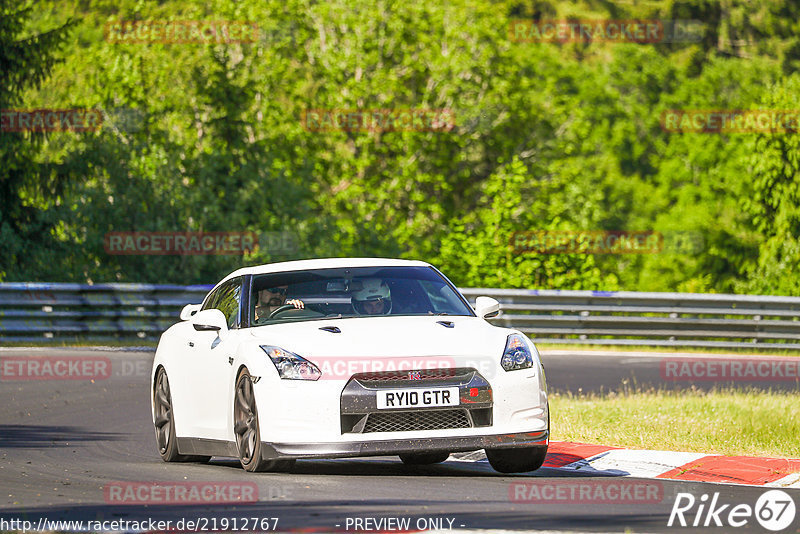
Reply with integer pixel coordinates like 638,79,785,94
739,75,800,295
0,1,74,280
12,0,800,296
435,157,616,289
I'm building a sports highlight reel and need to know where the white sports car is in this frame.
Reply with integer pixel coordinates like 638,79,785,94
150,258,549,473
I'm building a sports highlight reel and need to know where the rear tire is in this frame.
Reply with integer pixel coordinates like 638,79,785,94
399,451,450,465
234,369,295,473
486,445,548,473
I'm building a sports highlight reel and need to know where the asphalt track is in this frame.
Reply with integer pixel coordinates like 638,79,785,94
542,349,800,394
0,348,798,533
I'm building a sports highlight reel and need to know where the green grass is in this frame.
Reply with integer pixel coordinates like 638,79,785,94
550,387,800,458
538,342,800,356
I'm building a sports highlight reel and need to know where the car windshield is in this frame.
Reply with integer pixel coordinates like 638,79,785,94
249,266,474,326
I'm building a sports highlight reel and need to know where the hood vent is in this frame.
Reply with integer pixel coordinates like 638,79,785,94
319,325,341,333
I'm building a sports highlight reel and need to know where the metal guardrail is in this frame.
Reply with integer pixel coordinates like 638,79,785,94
460,288,800,350
0,283,211,343
2,283,800,349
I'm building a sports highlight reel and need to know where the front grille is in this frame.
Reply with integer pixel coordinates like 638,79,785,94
355,367,473,385
362,409,471,433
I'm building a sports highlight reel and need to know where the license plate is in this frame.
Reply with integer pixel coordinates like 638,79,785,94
376,387,460,409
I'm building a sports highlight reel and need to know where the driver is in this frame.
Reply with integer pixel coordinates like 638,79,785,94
254,285,303,322
351,278,392,315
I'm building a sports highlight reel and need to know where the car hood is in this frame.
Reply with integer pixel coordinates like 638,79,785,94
247,315,512,361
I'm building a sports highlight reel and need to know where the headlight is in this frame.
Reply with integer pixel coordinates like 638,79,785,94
261,345,321,381
500,334,534,372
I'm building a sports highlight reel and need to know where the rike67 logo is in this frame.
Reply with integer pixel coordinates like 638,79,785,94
669,490,796,531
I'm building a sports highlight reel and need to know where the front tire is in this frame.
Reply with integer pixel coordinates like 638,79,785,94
153,368,210,463
399,451,450,465
486,445,548,473
234,369,295,473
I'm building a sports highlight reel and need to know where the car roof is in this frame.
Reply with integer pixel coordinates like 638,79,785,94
218,257,433,285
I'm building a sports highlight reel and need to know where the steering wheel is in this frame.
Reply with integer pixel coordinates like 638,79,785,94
269,304,298,319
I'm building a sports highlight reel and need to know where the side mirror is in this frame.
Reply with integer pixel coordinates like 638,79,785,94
474,296,500,319
191,308,228,335
180,303,201,321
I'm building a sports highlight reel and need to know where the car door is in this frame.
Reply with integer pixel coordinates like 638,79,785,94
185,277,244,441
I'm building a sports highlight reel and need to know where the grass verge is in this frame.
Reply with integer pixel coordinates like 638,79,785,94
538,343,800,356
550,387,800,458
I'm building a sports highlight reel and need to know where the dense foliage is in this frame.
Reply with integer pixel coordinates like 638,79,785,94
2,0,798,293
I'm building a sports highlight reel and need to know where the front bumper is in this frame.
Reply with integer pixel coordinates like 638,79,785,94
252,360,547,447
259,429,548,460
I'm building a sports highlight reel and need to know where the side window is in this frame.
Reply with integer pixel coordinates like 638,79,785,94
201,278,242,328
201,288,220,312
216,279,242,328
